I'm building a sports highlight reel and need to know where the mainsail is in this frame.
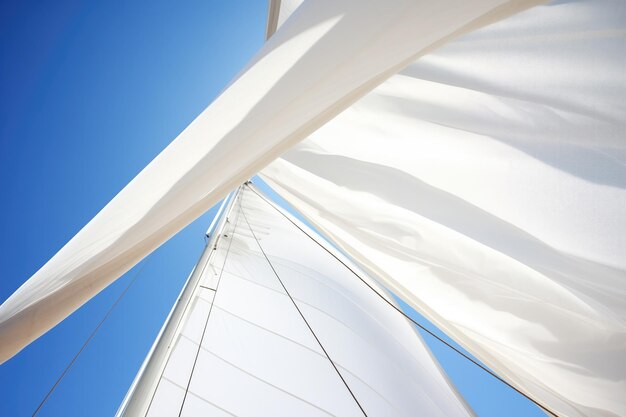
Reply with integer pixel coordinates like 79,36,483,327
1,1,624,416
117,185,474,417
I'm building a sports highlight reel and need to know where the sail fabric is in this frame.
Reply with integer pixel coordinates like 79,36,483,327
0,0,542,364
134,186,474,417
260,1,626,416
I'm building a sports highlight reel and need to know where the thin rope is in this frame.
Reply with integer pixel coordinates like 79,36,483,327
32,258,149,417
177,194,242,417
246,183,559,417
239,191,368,417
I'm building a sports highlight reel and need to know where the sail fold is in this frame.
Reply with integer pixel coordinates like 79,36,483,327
0,0,540,363
261,1,626,416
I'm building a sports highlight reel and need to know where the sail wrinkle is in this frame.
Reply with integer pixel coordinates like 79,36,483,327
261,1,626,416
0,0,542,363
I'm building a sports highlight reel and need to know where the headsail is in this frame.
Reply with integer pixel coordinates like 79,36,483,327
118,185,474,417
261,1,626,416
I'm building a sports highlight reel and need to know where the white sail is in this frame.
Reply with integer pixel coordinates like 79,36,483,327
261,1,626,416
3,0,622,415
0,0,540,364
118,186,474,417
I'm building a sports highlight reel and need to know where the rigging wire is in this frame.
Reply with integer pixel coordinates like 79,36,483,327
32,258,149,417
246,183,559,417
176,191,242,417
239,190,368,417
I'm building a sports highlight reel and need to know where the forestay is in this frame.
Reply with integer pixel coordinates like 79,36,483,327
261,1,626,416
122,186,474,417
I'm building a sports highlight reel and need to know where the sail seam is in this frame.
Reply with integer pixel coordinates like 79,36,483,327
217,265,441,396
246,183,559,417
239,189,369,417
199,285,216,291
176,343,336,416
202,306,405,415
161,376,238,416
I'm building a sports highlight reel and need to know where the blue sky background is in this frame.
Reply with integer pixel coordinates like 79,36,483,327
0,1,543,416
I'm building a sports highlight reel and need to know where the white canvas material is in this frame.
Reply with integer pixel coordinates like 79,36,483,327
0,0,539,364
261,1,626,416
128,187,474,417
3,1,624,416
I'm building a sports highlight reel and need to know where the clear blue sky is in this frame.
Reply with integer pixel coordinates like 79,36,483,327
0,1,543,416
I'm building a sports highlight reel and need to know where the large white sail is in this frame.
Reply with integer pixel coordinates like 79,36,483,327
118,186,474,417
261,1,626,416
0,0,540,363
1,1,623,416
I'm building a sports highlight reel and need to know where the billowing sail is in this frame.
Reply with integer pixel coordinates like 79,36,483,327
0,0,540,364
117,186,474,417
261,1,626,416
2,0,623,415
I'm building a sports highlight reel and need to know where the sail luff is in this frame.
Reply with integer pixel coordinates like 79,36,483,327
116,190,239,417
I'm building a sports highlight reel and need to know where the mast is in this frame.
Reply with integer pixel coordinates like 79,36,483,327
116,188,240,417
